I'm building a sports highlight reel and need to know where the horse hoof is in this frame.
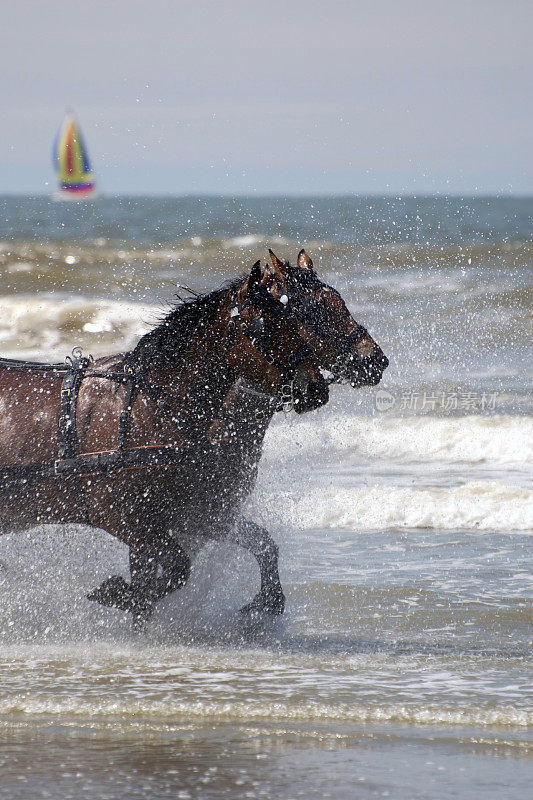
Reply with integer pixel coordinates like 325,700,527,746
87,575,132,610
131,612,149,633
239,599,262,618
240,589,285,616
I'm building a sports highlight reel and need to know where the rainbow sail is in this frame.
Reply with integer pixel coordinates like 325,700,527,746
52,115,95,199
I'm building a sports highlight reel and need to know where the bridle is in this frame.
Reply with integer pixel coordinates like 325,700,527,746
322,326,370,384
278,287,370,385
226,285,315,412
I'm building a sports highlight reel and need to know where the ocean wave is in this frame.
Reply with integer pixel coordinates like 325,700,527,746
352,240,533,272
0,295,156,359
1,696,529,728
264,414,533,467
279,481,532,532
1,238,531,272
222,234,281,249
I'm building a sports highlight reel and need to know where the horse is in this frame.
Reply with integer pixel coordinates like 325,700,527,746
0,262,328,624
88,248,389,621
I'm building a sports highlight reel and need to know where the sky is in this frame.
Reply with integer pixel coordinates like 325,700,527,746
1,0,532,195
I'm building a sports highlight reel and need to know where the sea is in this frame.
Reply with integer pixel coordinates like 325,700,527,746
0,195,531,799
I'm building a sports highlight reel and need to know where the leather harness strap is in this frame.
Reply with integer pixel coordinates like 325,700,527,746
0,354,189,490
57,353,92,459
117,376,139,452
0,352,162,490
0,344,238,489
0,445,191,490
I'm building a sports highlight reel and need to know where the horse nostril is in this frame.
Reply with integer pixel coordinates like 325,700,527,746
379,355,389,370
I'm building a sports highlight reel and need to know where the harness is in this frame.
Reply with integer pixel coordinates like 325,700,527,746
327,325,369,383
225,286,314,412
288,292,370,384
0,349,191,491
0,292,314,490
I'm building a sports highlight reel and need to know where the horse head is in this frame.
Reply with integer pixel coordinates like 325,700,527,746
265,249,389,388
223,261,329,413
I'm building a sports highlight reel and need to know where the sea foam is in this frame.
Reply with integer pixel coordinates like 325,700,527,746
0,295,155,360
264,414,533,468
280,481,533,533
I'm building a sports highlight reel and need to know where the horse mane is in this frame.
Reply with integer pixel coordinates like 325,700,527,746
125,275,246,371
286,264,325,292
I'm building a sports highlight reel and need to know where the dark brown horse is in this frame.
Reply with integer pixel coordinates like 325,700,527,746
0,262,328,622
171,248,389,616
88,248,388,621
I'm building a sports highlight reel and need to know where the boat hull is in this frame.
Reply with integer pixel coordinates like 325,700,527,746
51,189,98,202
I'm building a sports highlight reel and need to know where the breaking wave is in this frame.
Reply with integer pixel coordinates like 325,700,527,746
0,295,155,360
282,481,532,533
260,415,533,533
1,696,529,729
264,414,533,468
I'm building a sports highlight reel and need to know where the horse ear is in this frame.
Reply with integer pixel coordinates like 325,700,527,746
268,248,288,282
297,249,314,270
248,260,262,291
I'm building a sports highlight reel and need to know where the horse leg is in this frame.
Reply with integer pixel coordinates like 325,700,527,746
86,574,133,611
87,533,190,626
228,517,285,615
128,536,191,625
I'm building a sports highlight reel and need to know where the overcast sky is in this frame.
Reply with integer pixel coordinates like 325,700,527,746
2,0,532,195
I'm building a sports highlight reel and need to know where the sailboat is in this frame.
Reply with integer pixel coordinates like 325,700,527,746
52,114,96,200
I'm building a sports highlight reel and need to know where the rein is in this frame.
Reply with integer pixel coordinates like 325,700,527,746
286,283,370,385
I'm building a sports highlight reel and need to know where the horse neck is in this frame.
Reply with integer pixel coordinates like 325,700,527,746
207,377,276,452
134,296,280,438
152,345,233,411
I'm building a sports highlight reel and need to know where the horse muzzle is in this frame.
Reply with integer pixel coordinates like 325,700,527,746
348,353,389,387
292,376,329,414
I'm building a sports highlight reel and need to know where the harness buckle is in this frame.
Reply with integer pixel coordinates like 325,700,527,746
280,381,294,413
54,459,65,475
65,347,93,370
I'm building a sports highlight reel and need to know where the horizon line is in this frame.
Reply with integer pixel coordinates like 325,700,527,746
1,191,532,200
